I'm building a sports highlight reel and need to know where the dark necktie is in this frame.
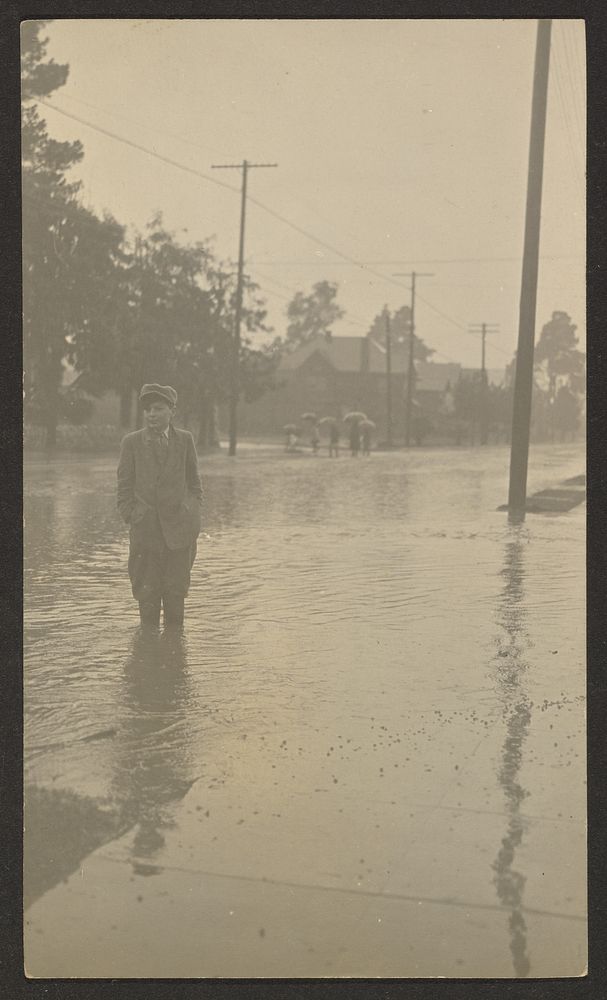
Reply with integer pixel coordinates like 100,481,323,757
151,430,168,465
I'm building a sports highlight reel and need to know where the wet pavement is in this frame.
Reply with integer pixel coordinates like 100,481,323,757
23,442,586,978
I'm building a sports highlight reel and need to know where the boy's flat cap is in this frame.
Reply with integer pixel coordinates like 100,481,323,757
139,384,177,406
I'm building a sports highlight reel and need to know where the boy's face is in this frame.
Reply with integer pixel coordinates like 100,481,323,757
142,398,173,432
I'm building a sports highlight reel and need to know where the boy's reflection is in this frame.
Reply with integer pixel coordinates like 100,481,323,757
490,528,533,977
112,627,196,872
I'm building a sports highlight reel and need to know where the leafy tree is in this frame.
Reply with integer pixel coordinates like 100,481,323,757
186,266,278,450
366,305,434,362
22,20,80,445
535,311,585,395
165,245,278,449
553,385,581,440
21,23,279,450
21,21,69,102
534,311,585,441
284,281,344,346
114,215,214,429
22,21,126,447
73,213,278,447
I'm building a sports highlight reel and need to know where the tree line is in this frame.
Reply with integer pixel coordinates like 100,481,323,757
22,21,279,450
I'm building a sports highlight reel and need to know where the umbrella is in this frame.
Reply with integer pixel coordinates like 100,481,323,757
359,419,376,430
301,412,317,422
318,416,337,426
343,411,367,423
283,423,298,433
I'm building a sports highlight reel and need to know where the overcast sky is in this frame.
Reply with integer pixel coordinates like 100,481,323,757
38,18,585,370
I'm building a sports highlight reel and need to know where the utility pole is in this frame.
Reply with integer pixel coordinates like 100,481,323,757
384,306,393,447
469,322,499,445
508,19,552,519
135,235,147,429
211,159,278,456
393,271,433,446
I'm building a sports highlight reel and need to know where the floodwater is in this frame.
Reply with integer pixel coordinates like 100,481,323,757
24,442,586,978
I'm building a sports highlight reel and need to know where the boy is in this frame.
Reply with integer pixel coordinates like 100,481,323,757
117,384,203,628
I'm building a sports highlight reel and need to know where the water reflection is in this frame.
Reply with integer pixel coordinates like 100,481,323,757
280,469,331,525
490,528,533,977
111,628,196,873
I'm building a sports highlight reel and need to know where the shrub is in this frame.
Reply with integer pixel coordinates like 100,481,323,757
24,423,123,452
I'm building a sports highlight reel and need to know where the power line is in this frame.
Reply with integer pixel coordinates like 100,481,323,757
37,98,584,287
41,98,486,348
559,21,585,146
56,91,217,159
28,100,510,346
29,97,539,363
57,91,374,252
554,42,585,158
60,89,470,285
35,99,416,296
35,98,242,197
551,44,585,198
247,254,583,266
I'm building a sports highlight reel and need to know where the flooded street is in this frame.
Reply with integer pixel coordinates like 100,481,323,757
24,443,586,978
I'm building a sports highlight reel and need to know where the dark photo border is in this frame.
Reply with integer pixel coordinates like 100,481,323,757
3,2,605,998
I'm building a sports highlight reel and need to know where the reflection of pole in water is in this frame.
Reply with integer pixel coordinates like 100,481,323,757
491,529,533,977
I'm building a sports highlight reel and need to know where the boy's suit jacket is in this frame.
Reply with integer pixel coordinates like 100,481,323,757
117,425,202,550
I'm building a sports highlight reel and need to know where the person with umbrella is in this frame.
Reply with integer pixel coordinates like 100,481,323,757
319,416,339,457
360,418,375,456
283,423,298,452
328,421,339,457
344,411,367,458
301,413,320,455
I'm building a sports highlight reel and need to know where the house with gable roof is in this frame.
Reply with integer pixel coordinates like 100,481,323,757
236,333,463,440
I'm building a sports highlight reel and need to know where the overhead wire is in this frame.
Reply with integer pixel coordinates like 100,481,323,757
559,33,585,157
35,98,242,198
30,95,542,363
550,34,585,199
247,254,583,266
560,21,585,148
33,99,427,300
55,91,217,159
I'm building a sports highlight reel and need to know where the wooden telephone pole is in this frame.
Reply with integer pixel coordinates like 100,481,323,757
507,19,552,518
384,306,393,447
393,271,433,446
211,159,277,456
469,322,499,444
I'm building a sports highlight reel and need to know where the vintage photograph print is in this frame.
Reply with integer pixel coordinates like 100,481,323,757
22,18,586,978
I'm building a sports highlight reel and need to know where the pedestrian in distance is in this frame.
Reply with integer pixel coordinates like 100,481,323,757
117,384,203,630
311,425,320,455
329,422,340,458
361,423,372,456
349,420,361,457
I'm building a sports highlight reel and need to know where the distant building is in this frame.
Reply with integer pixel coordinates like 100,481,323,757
415,362,461,413
460,366,508,388
55,337,474,443
236,334,463,440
